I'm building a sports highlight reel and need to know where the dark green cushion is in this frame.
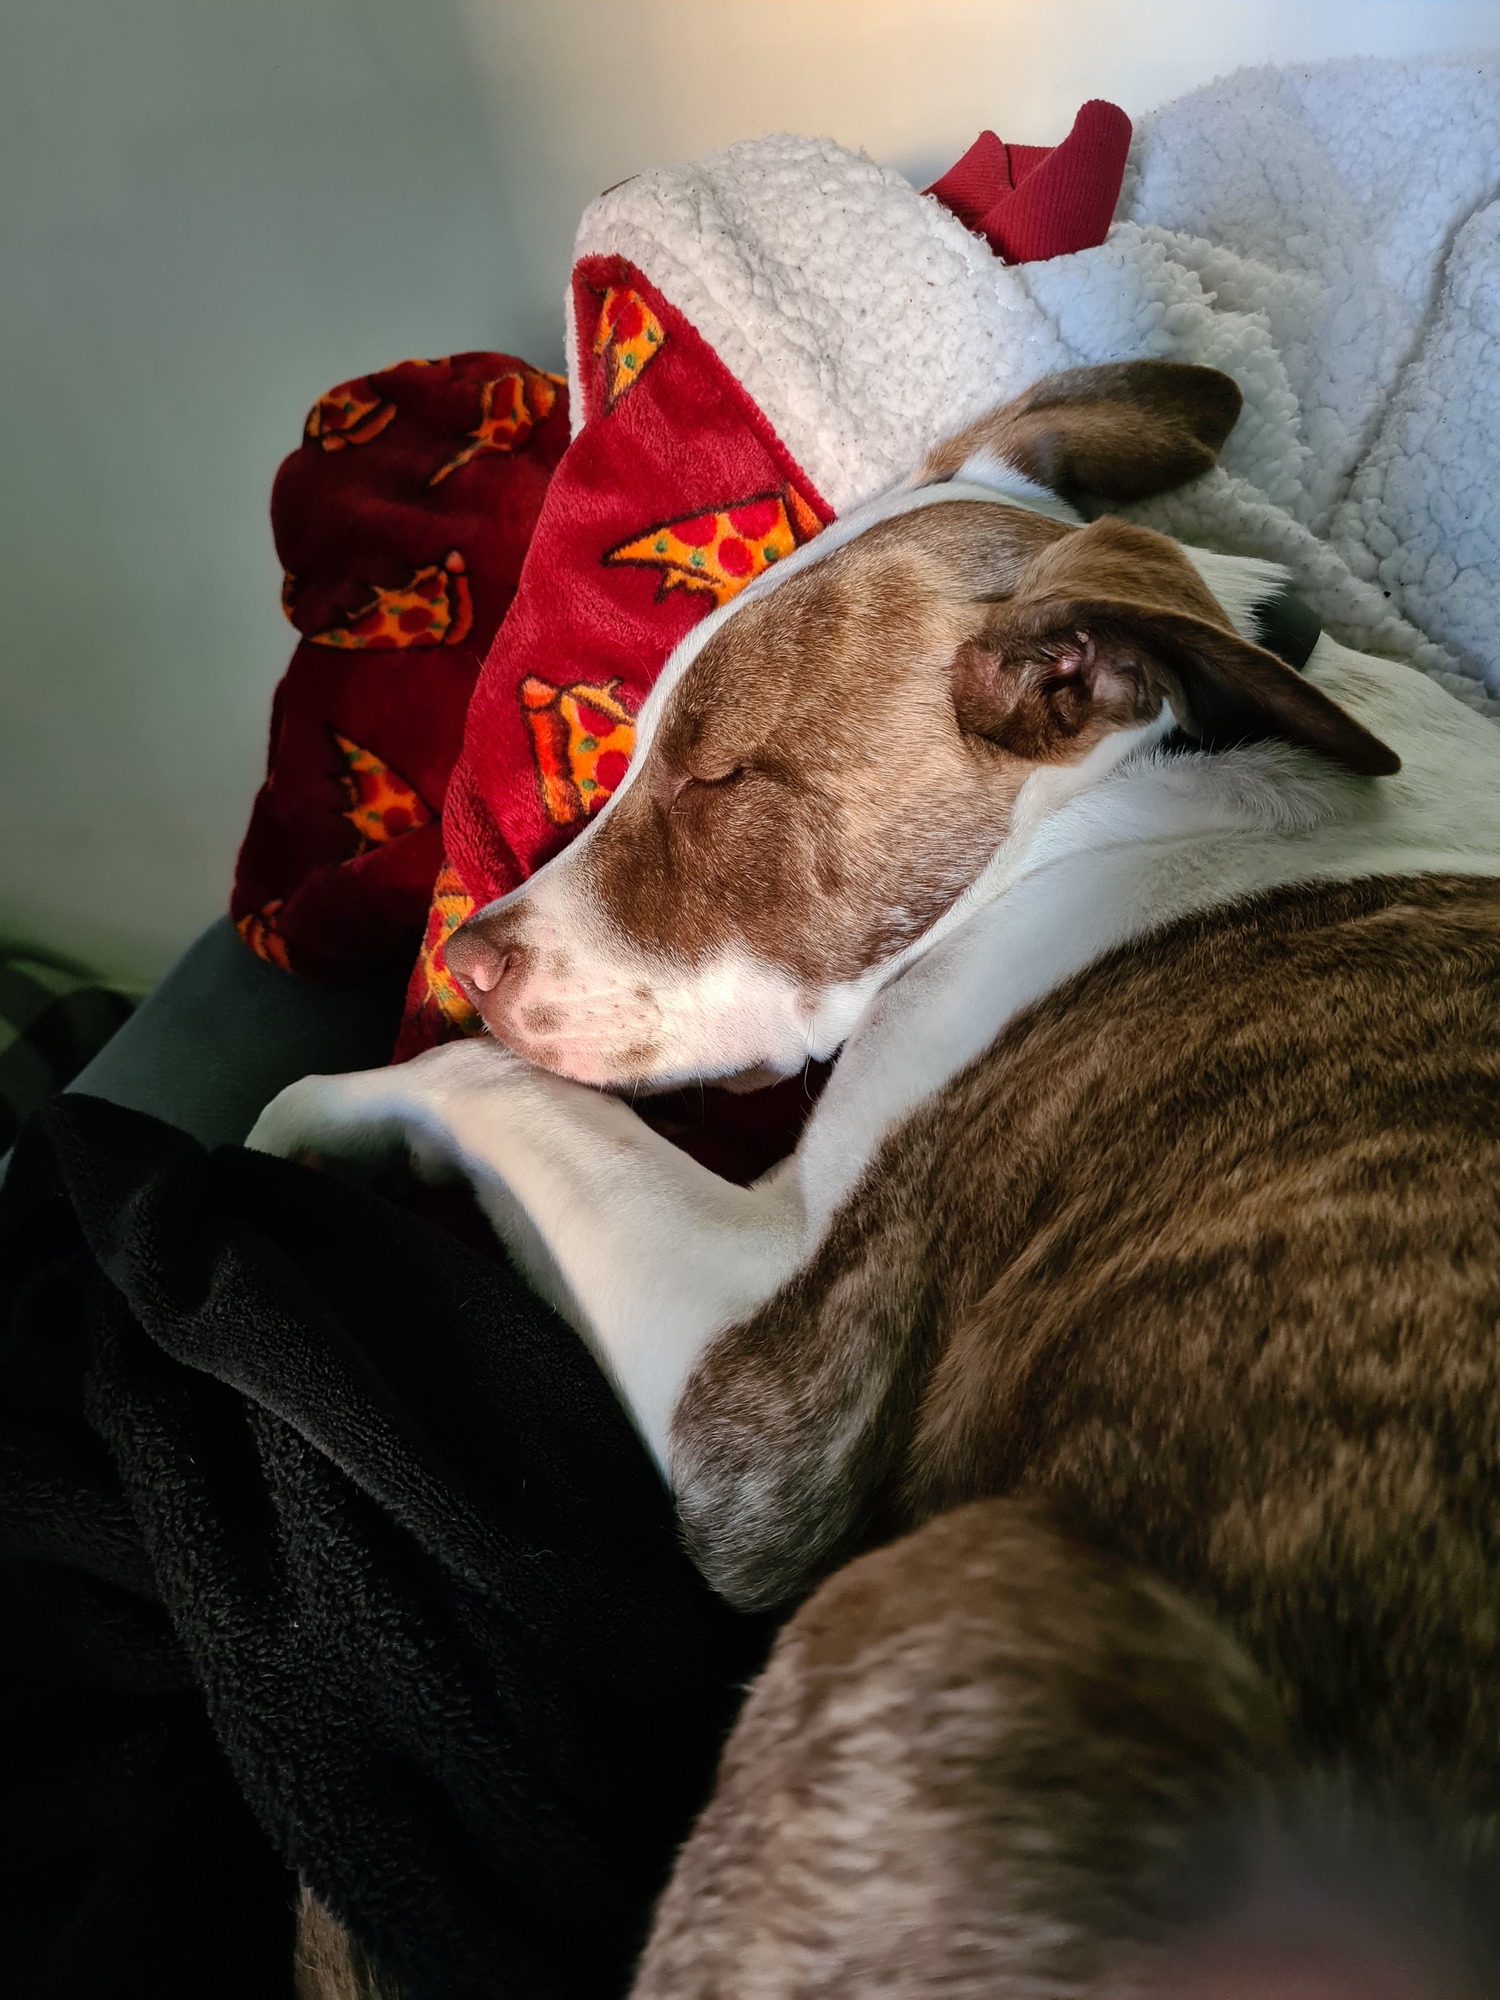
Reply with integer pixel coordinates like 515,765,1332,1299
0,952,134,1153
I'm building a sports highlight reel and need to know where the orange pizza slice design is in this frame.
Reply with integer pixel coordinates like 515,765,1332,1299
604,484,823,608
593,286,666,411
304,374,397,452
412,858,481,1034
236,898,292,972
308,551,473,650
520,675,637,827
428,367,565,486
330,732,435,849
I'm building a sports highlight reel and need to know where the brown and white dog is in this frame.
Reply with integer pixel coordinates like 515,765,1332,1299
256,363,1500,1997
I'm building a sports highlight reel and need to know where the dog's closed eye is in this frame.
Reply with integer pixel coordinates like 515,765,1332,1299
667,764,752,812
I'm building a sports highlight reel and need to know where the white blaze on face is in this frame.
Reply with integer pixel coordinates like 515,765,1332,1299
474,859,808,1088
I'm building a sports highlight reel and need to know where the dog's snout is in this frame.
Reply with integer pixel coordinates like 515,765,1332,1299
443,922,524,1000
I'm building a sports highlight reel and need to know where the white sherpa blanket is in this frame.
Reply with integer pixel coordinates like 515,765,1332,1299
572,56,1500,718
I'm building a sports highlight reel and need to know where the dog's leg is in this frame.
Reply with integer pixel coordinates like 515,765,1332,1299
294,1889,401,2000
248,1041,805,1471
663,1131,942,1608
631,1496,1288,2000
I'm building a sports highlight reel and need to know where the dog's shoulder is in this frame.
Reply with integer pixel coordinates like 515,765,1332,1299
680,872,1500,1618
905,870,1500,1560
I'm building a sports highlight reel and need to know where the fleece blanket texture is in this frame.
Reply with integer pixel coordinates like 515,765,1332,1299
0,1096,773,1999
560,55,1500,722
230,354,570,987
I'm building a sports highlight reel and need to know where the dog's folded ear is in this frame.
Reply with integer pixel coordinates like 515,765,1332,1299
952,518,1401,777
922,360,1243,505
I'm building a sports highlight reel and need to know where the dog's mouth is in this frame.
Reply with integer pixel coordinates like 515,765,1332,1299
481,992,665,1088
711,1062,802,1094
500,1028,667,1091
505,1029,809,1097
488,983,822,1096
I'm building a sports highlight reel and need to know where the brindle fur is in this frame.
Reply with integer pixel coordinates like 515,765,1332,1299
634,1499,1498,2000
632,1497,1290,2000
672,873,1500,1808
634,872,1500,1995
307,867,1500,2000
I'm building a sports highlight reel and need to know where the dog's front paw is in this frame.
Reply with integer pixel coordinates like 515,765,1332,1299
246,1072,405,1167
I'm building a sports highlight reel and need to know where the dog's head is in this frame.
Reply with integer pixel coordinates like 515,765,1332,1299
445,361,1397,1089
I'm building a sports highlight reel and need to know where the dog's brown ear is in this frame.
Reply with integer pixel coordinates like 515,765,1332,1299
923,360,1243,505
953,519,1400,777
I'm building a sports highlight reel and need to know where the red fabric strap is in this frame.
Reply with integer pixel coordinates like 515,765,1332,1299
926,100,1131,263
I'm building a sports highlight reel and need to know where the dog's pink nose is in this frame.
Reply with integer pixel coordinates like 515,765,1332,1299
443,926,513,998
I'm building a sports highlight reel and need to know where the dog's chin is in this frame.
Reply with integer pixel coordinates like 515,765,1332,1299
713,1062,799,1094
494,1022,806,1097
488,1030,629,1090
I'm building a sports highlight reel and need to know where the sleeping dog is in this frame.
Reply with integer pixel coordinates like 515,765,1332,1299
257,362,1500,1996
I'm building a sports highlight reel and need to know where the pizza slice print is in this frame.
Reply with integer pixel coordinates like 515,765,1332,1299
520,676,637,827
330,732,435,849
605,484,823,607
308,552,473,650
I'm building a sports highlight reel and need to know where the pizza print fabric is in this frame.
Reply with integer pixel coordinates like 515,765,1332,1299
520,677,636,827
592,285,666,411
231,350,568,987
232,260,834,1081
395,257,833,1057
605,484,822,606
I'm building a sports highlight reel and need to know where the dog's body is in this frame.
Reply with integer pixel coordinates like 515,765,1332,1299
257,364,1500,1994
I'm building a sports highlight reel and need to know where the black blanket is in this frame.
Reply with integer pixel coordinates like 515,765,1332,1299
0,1096,775,1999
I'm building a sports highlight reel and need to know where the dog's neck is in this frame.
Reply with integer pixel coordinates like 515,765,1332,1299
783,635,1500,1235
784,702,1181,1067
